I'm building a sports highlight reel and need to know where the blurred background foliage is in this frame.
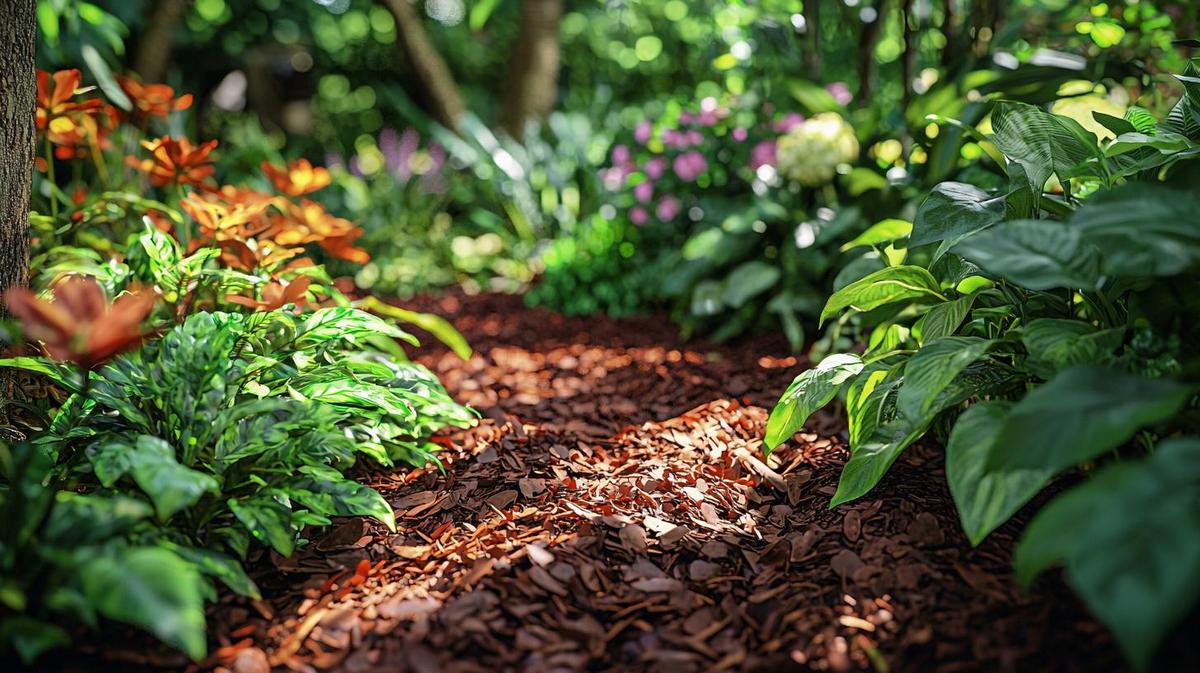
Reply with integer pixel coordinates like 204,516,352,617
36,0,1199,347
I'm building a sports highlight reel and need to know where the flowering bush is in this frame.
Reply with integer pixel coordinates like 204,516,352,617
2,70,473,662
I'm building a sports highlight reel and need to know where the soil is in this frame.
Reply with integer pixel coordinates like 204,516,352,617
44,291,1196,673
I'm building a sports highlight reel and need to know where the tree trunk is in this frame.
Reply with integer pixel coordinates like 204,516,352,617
382,0,465,131
1,0,36,418
133,0,190,83
500,0,562,140
1,0,35,312
855,2,885,103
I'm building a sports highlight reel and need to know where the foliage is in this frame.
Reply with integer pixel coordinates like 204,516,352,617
765,59,1200,669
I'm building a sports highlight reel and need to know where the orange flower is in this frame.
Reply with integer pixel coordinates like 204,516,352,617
218,238,305,273
4,276,156,370
262,158,332,196
319,228,370,264
268,199,356,246
181,192,271,242
117,76,193,120
36,69,103,145
225,276,311,311
127,136,218,188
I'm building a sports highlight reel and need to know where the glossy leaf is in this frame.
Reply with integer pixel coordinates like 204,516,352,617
764,354,863,451
820,265,944,325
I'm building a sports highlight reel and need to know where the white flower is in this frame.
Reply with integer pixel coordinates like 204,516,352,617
775,113,859,187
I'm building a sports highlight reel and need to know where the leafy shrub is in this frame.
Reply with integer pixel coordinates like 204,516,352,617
765,61,1200,669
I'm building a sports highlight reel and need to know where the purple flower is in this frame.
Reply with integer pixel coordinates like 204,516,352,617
644,156,666,180
662,128,687,149
774,113,805,133
635,121,653,145
679,111,696,125
749,140,776,170
732,127,748,142
673,151,707,182
629,206,649,225
634,181,654,203
656,195,682,222
826,82,853,106
612,144,632,167
686,130,704,146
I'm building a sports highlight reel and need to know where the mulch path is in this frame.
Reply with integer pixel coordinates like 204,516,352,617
47,291,1194,673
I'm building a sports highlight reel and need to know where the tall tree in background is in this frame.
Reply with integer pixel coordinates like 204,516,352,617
382,0,465,131
1,0,36,313
500,0,563,140
134,0,190,83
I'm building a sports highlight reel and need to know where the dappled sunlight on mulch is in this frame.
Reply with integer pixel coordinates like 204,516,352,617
190,292,1128,673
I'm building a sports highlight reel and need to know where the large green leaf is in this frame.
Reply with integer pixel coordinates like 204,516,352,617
128,436,219,522
989,101,1104,190
80,547,208,660
910,182,1005,248
1070,182,1200,277
840,219,912,252
1014,439,1200,671
0,357,82,393
162,543,261,600
897,337,993,423
820,265,945,325
721,261,781,308
951,218,1101,290
228,496,296,557
1020,319,1122,379
764,354,864,451
287,466,397,532
831,417,926,507
945,402,1053,545
989,367,1195,474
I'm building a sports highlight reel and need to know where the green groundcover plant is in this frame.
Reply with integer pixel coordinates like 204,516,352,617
765,57,1200,670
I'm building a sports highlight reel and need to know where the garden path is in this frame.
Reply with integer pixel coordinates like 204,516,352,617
204,292,1135,673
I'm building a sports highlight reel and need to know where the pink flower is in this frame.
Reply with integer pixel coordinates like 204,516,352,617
686,130,703,146
673,151,707,182
826,82,853,106
644,156,666,180
749,140,776,170
732,127,748,142
679,111,696,125
634,181,654,203
656,195,681,222
612,144,632,167
774,113,805,133
629,206,649,225
634,121,653,145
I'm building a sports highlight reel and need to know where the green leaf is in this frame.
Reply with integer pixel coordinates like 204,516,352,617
162,544,261,600
293,307,417,351
128,436,218,521
831,417,926,507
229,496,296,557
764,354,864,451
43,493,153,545
358,297,471,360
910,183,1005,248
80,44,131,111
951,219,1101,290
80,547,208,660
946,401,1053,545
916,294,976,343
989,101,1103,190
1014,439,1200,671
0,357,82,393
721,261,780,308
846,362,901,448
36,4,60,47
2,617,70,663
820,265,945,325
1020,318,1122,379
840,219,912,252
86,438,136,487
288,468,396,532
989,367,1195,474
1070,182,1200,277
897,337,993,423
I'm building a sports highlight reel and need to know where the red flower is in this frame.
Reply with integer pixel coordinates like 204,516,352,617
5,276,156,370
36,70,103,141
225,276,312,311
117,76,193,120
262,159,332,196
127,136,218,188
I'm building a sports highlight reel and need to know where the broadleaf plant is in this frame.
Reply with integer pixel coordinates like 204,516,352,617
765,62,1200,669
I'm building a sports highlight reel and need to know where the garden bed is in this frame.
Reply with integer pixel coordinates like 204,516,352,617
55,292,1191,673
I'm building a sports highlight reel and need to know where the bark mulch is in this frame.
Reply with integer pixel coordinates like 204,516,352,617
59,291,1193,673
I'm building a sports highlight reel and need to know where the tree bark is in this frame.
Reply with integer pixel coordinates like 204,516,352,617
1,0,35,313
382,0,465,131
1,0,36,418
500,0,562,140
133,0,190,83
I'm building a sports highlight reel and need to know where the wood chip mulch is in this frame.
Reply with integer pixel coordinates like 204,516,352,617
54,291,1198,673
